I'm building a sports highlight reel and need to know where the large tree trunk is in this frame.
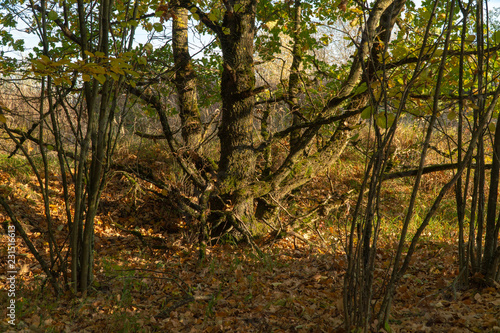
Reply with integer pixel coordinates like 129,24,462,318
217,0,258,229
173,7,202,150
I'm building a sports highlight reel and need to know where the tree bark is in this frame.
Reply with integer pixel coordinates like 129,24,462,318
217,0,258,228
287,0,303,150
173,6,202,150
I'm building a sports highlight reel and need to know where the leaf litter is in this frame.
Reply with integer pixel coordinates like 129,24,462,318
0,168,499,332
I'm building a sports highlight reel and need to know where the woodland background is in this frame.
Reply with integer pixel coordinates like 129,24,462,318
0,0,500,331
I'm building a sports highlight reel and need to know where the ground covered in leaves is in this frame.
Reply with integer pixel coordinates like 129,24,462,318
1,154,500,332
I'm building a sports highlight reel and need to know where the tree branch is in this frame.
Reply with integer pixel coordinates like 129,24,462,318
30,4,82,45
383,162,493,181
124,83,208,189
385,43,500,71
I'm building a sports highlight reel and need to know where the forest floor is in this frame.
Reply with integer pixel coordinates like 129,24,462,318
0,148,500,332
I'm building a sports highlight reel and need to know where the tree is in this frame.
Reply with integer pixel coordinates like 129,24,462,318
172,5,203,149
455,0,500,285
166,0,396,241
0,0,146,293
343,0,500,330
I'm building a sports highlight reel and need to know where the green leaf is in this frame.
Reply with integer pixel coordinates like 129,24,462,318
208,12,218,22
384,321,392,333
0,114,6,123
376,113,395,129
392,45,407,58
153,22,163,32
355,82,367,95
361,106,372,119
492,31,500,44
48,10,58,21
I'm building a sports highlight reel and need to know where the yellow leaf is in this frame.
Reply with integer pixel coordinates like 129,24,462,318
266,20,278,29
110,66,124,75
464,80,474,89
0,114,6,123
82,74,91,82
465,35,476,43
88,64,106,74
95,74,106,84
124,69,139,77
447,110,457,121
39,55,51,65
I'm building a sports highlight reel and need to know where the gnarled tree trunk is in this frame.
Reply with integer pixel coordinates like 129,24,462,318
217,0,258,230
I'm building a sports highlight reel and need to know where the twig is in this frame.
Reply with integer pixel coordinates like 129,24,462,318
155,296,195,319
